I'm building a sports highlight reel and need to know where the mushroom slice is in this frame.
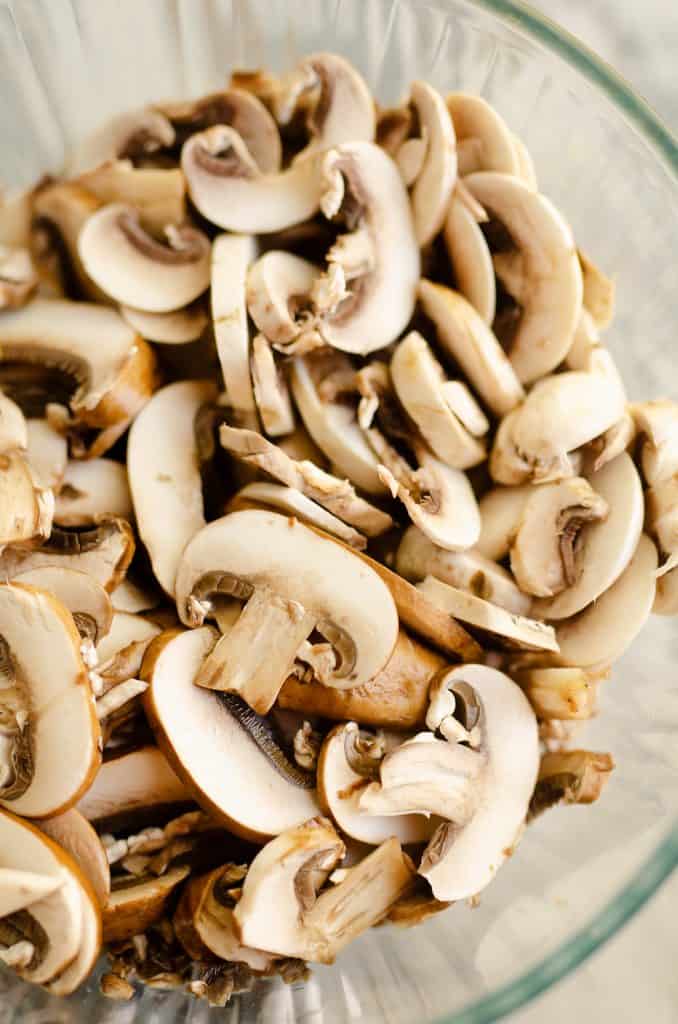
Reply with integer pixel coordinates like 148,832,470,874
632,399,678,487
32,182,108,303
246,250,319,348
0,189,32,247
211,232,259,429
583,410,636,474
182,125,323,233
250,334,295,436
416,664,539,901
55,458,132,525
14,567,112,653
0,517,135,593
0,583,101,818
318,724,437,845
396,526,530,615
103,865,190,944
510,477,609,599
0,450,53,548
417,280,524,417
280,629,446,730
0,298,158,457
654,565,678,616
142,628,319,842
76,745,188,823
511,133,538,190
173,865,273,971
488,408,535,486
290,352,385,495
476,484,531,561
417,575,559,652
277,53,375,161
120,299,208,345
76,161,186,237
128,380,217,596
313,142,420,354
447,94,520,175
555,535,657,668
0,245,37,310
230,482,366,550
531,453,644,619
78,203,211,314
391,331,486,469
220,426,393,538
529,750,614,819
234,819,414,962
511,666,604,721
110,578,161,614
0,868,62,918
578,250,615,330
44,868,102,996
0,393,27,453
175,510,398,710
24,419,68,492
464,172,583,383
643,477,678,569
69,108,175,175
39,809,111,908
443,192,496,324
95,611,161,668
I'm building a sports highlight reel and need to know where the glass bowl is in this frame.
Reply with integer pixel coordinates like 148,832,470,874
1,1,677,1021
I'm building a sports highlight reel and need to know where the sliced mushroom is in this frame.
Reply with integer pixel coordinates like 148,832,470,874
13,567,112,654
175,510,398,711
447,94,520,176
182,125,324,233
0,868,63,919
78,203,211,313
246,250,319,349
55,458,132,525
44,865,102,996
510,666,604,721
390,331,486,469
76,161,186,237
0,189,32,248
39,809,111,908
632,399,678,487
32,182,108,303
465,173,583,383
250,334,295,436
317,724,437,845
511,133,538,190
654,565,678,616
476,484,532,561
396,526,531,615
312,141,420,354
103,865,190,944
0,583,101,817
443,192,495,323
578,250,615,330
24,418,68,491
220,426,392,538
234,819,414,962
417,279,524,416
279,629,446,730
69,108,176,175
417,575,559,652
0,298,158,457
531,453,644,618
0,518,135,593
488,407,535,485
554,535,657,668
229,482,366,549
110,577,161,615
582,409,636,474
141,627,320,841
529,750,614,819
290,352,385,495
0,245,37,310
0,450,53,549
95,611,161,666
0,393,27,453
211,232,259,429
276,53,375,162
120,299,208,345
76,745,188,823
128,380,217,596
415,664,539,901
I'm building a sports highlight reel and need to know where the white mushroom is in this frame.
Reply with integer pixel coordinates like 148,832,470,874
578,250,615,329
464,172,583,383
417,279,524,417
476,484,532,560
555,535,658,668
76,744,187,823
55,458,132,525
13,566,113,653
510,665,604,721
396,526,531,615
654,565,678,616
142,627,320,842
128,380,218,595
250,334,295,436
0,393,27,453
76,161,186,236
488,407,537,485
211,232,259,429
511,133,538,190
0,868,62,918
110,577,160,614
102,865,189,945
390,331,487,469
246,250,320,350
229,482,367,549
68,108,175,175
24,419,68,492
443,192,496,323
631,399,678,487
175,510,398,712
78,203,211,313
182,125,324,233
645,475,678,573
531,453,644,618
447,94,520,175
0,583,101,818
39,809,111,908
32,182,108,304
0,245,37,310
120,300,208,345
0,450,53,549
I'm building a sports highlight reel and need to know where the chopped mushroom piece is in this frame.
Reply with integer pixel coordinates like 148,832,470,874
578,250,615,329
511,666,605,721
103,866,190,944
228,481,366,549
246,250,322,353
654,565,678,616
250,334,295,436
632,399,678,487
529,750,614,819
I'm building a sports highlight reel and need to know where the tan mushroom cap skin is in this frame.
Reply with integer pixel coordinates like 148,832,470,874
0,583,101,819
447,93,520,176
443,193,496,324
464,172,583,384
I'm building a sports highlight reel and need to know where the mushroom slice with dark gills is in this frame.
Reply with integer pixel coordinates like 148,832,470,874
68,108,176,175
141,627,320,842
0,297,158,457
128,380,218,596
529,750,615,820
78,203,211,313
0,583,101,818
0,517,135,593
174,510,398,714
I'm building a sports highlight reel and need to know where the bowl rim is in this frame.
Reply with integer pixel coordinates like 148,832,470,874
431,7,678,1020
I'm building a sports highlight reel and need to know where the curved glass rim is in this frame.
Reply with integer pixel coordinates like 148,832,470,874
433,1,678,1021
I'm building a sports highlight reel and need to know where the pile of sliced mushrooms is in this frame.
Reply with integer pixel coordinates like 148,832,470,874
0,51,675,1007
